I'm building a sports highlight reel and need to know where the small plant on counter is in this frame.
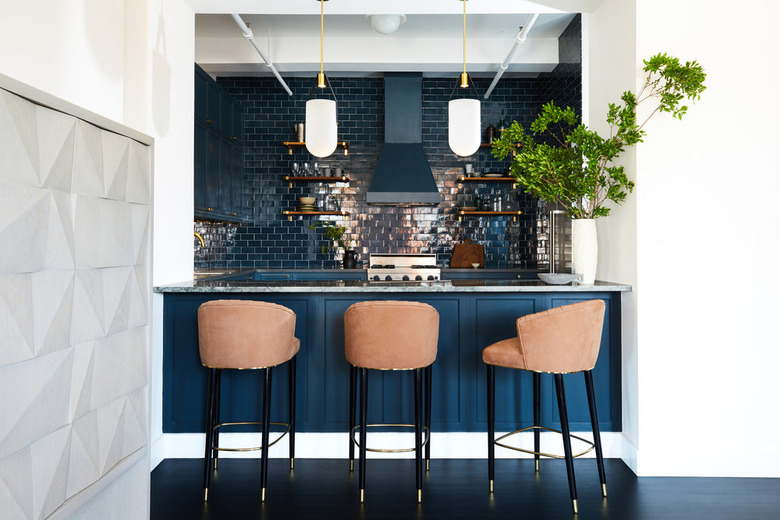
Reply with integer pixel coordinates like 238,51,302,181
309,221,351,254
492,53,707,219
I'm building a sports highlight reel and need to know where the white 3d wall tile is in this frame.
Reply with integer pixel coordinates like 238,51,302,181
0,87,151,520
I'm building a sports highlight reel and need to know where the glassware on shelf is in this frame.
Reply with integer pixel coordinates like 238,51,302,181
292,162,300,175
303,162,310,176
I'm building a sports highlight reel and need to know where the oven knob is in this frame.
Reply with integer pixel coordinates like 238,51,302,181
402,275,410,281
385,275,393,281
372,275,381,281
427,275,436,280
415,275,423,281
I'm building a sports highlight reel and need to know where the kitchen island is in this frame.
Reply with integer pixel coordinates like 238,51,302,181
156,272,630,438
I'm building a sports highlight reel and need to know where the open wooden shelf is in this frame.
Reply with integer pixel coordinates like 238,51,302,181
283,141,349,155
283,210,348,221
457,210,524,222
283,175,350,188
457,175,514,188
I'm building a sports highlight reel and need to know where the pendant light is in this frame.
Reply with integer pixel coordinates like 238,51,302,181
448,0,481,157
305,0,338,158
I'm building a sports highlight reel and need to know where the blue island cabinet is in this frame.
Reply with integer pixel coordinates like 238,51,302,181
162,291,621,434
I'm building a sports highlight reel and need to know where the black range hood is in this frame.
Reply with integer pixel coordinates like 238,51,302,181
366,73,441,205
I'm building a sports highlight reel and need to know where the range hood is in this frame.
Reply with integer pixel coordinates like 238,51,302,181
366,73,441,205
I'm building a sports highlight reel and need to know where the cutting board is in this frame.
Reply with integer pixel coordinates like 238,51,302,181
450,239,485,268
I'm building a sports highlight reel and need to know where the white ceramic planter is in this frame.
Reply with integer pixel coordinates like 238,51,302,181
572,218,597,284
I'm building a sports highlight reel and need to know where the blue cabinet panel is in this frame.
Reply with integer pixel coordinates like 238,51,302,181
194,64,245,223
162,290,622,434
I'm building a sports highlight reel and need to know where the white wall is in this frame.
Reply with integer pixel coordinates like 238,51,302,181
144,0,196,470
592,0,780,477
586,0,640,472
0,1,126,122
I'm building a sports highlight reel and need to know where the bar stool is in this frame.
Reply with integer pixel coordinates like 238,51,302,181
344,301,439,503
483,299,607,515
198,299,299,502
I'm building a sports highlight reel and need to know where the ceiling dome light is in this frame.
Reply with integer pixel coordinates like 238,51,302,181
366,14,407,35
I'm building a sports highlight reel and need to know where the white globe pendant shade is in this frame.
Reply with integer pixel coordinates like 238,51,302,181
305,98,338,157
448,98,481,157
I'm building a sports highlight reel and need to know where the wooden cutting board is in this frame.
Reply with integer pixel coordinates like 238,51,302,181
450,239,485,268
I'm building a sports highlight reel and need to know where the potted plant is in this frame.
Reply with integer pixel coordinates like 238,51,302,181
493,53,706,283
310,221,358,268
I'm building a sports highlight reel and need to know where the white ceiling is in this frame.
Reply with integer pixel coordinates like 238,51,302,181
189,1,596,78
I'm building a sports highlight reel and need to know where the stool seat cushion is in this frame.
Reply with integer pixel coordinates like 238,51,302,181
344,301,439,370
481,337,525,369
482,300,605,374
198,300,299,369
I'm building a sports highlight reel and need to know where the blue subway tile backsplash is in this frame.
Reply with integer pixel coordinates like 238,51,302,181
195,17,581,272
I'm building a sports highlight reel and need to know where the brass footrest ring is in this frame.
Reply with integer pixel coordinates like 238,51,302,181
211,421,291,452
350,424,430,453
494,425,595,459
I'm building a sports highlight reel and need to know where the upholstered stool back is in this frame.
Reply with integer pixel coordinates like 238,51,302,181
344,300,439,370
198,300,299,369
482,299,604,374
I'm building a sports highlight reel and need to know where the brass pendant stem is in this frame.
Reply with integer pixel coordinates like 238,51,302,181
462,0,466,78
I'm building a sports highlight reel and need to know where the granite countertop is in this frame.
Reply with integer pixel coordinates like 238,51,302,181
156,276,631,294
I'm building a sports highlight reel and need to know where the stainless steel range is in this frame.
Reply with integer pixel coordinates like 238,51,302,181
367,253,441,282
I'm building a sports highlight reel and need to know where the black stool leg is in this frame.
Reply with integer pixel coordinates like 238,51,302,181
585,370,607,497
425,364,432,471
213,369,222,471
554,374,578,514
533,371,541,472
414,368,423,503
202,367,217,501
289,356,297,471
349,364,356,472
359,368,368,502
486,364,495,493
260,367,273,502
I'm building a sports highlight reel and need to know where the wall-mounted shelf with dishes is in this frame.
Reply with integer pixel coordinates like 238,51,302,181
458,210,524,222
457,175,514,188
282,141,350,155
283,175,350,188
283,210,348,221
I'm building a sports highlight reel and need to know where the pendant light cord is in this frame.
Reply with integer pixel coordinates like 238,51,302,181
462,0,466,78
320,0,324,77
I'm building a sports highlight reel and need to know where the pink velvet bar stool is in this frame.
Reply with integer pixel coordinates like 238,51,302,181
198,300,300,502
483,299,607,515
344,301,439,503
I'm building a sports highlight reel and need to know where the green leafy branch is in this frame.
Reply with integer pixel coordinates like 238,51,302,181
309,221,350,254
492,53,706,219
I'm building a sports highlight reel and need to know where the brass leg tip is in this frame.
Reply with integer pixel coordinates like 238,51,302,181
572,499,578,515
203,488,208,502
214,459,218,471
417,489,422,503
489,480,494,493
349,460,354,472
360,489,365,503
261,488,266,502
426,460,430,472
290,458,295,471
535,460,540,472
602,483,608,497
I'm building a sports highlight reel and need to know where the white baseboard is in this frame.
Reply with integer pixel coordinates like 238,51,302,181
162,431,625,460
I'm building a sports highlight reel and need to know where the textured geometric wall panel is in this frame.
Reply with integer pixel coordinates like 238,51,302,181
0,86,151,520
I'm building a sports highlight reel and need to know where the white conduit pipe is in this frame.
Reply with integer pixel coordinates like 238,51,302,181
484,13,540,99
230,13,293,96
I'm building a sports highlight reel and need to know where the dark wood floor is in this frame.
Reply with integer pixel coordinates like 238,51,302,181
152,458,780,519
